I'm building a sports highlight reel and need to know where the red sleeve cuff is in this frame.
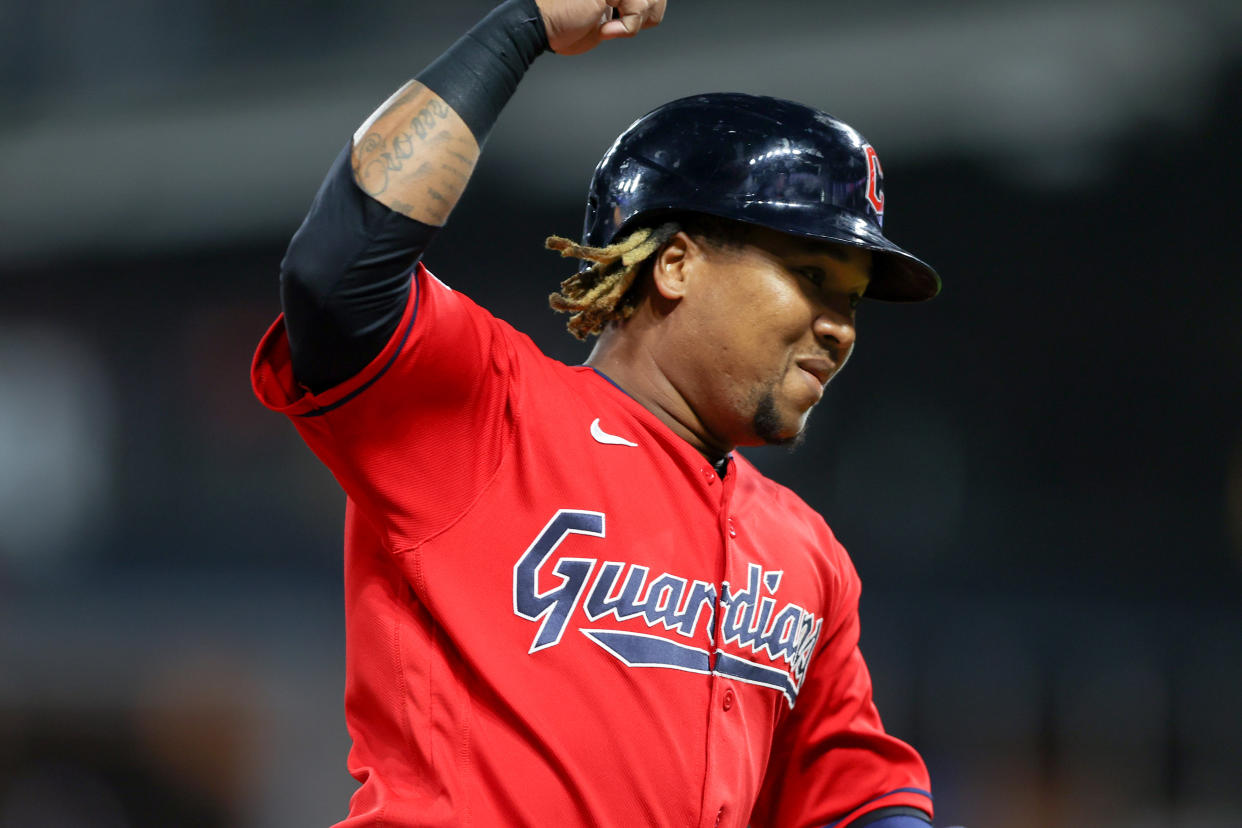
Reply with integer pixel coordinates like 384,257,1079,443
251,265,422,417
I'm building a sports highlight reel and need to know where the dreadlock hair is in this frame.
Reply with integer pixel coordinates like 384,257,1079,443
545,222,680,340
545,213,749,340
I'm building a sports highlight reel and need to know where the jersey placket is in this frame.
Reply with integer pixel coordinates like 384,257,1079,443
699,458,743,828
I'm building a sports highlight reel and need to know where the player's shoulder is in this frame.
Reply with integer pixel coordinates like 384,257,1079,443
733,454,861,602
419,263,560,364
733,454,848,552
733,454,827,519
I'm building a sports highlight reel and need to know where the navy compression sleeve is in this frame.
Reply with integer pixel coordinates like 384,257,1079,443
280,0,548,393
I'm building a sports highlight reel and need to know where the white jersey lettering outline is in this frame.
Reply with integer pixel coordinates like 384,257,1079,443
513,509,822,706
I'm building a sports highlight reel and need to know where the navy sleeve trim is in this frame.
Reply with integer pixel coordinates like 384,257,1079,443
838,806,933,828
296,268,422,418
825,789,934,828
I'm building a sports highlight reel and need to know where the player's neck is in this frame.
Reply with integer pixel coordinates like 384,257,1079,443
585,333,733,465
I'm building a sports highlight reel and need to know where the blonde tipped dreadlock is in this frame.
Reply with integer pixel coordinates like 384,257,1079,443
545,222,681,339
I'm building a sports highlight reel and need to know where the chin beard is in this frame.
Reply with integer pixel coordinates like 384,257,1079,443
753,390,807,449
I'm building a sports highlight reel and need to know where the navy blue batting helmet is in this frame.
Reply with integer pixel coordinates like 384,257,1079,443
582,92,940,301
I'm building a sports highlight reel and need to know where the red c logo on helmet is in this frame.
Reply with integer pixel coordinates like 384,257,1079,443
864,145,885,218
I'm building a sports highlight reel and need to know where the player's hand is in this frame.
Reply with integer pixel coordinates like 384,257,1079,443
537,0,667,55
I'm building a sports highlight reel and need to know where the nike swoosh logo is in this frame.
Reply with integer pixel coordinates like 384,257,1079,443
590,418,638,447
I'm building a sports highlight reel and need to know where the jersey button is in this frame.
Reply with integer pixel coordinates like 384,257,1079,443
727,518,736,538
722,689,734,711
701,467,716,484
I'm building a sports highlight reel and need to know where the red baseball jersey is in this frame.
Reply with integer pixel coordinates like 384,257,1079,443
251,264,932,827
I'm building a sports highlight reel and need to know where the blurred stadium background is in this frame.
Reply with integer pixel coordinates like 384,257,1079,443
2,1,1241,825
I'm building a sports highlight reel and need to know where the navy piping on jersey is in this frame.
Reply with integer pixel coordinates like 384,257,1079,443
589,367,632,397
297,268,422,418
824,789,934,828
834,807,934,828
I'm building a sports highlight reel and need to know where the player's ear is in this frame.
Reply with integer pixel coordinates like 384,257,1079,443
650,231,697,301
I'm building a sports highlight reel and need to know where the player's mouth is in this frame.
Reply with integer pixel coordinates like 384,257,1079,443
796,357,834,390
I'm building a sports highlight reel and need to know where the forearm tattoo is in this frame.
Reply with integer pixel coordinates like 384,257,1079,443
351,81,480,226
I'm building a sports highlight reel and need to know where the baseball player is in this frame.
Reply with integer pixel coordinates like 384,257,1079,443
251,1,947,826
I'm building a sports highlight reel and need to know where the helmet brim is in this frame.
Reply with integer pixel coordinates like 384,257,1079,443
793,210,941,302
614,205,942,303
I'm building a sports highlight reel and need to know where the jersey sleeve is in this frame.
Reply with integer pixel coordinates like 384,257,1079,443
251,263,521,550
749,546,933,828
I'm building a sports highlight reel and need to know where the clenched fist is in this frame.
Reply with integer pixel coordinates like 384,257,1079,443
537,0,667,55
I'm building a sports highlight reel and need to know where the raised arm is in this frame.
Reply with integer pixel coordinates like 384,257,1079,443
279,0,666,393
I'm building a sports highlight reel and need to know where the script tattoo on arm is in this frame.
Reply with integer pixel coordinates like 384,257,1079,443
350,80,480,226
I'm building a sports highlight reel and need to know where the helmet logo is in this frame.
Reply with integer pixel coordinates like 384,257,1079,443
864,145,885,219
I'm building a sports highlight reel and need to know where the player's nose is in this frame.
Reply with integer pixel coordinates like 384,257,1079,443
812,305,856,358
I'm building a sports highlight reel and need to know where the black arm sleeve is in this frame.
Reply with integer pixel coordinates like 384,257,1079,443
279,144,428,393
280,0,548,393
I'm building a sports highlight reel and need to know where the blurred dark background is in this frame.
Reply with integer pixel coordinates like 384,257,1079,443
2,1,1240,826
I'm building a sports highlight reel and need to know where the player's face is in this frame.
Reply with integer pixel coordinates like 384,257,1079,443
677,228,870,448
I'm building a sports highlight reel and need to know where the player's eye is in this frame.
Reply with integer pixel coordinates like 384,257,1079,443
849,293,864,310
797,267,825,287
